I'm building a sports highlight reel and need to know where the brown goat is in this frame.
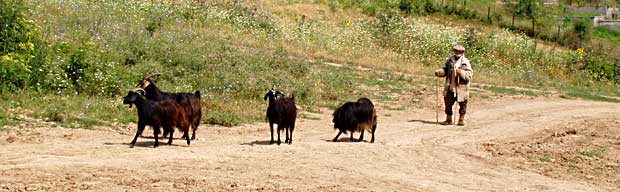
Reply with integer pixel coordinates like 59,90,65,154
133,73,202,140
123,88,191,147
264,89,297,145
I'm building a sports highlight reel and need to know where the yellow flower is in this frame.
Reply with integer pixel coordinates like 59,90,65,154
85,41,96,47
345,18,351,27
0,54,13,62
26,42,34,51
576,48,584,60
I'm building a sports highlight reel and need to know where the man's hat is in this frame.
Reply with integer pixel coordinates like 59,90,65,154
452,45,465,52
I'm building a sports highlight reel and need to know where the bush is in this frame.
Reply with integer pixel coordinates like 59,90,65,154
0,0,44,92
573,18,592,41
584,55,614,81
399,0,436,15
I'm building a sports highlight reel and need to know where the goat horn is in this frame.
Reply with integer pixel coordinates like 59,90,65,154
144,73,161,80
131,87,145,94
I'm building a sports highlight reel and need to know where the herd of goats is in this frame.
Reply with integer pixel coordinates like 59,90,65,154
123,74,378,148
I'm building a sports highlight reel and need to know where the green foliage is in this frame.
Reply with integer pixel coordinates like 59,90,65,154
399,0,437,15
573,18,592,41
563,92,620,103
514,0,538,19
583,55,614,81
0,0,43,92
580,150,602,158
442,4,479,20
203,111,242,127
593,27,620,44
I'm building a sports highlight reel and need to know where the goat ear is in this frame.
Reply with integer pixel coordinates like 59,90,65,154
277,92,284,98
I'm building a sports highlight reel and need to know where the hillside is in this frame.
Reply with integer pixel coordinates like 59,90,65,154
1,0,619,128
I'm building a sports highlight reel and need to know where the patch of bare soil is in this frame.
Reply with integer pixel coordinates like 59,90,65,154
485,117,620,187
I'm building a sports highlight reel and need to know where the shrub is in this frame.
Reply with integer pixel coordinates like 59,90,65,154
584,55,614,81
0,0,45,92
399,0,437,15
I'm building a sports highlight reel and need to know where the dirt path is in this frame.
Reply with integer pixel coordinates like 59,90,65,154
1,97,619,191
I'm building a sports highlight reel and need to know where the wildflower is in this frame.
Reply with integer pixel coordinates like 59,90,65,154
0,54,13,62
85,41,96,47
576,48,584,60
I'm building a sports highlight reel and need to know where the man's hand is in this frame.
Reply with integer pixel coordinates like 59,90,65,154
435,69,444,77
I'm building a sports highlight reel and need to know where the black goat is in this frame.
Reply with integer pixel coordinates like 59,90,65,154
123,88,191,148
332,97,377,143
264,89,297,145
133,73,202,140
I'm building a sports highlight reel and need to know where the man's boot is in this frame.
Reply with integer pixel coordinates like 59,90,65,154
441,115,452,125
457,114,465,126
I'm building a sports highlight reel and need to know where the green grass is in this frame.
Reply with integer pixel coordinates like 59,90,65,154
580,150,602,158
565,10,601,17
558,83,620,103
539,154,552,163
593,27,620,44
1,92,137,129
384,105,405,111
562,92,620,103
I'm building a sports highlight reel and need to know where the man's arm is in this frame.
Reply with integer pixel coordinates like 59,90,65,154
435,57,452,77
457,59,473,82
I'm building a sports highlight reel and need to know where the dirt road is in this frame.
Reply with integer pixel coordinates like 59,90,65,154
1,97,619,191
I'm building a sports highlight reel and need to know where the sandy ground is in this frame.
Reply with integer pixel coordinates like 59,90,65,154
1,97,619,191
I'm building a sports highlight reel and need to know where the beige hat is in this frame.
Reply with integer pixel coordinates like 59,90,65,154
452,45,465,52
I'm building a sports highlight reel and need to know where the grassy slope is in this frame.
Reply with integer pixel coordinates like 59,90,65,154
1,0,618,129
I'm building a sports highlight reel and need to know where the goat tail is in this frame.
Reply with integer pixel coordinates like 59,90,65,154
194,90,201,98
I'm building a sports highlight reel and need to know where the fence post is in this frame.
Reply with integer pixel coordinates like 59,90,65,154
463,0,466,9
615,62,619,86
512,14,515,27
532,18,535,37
487,6,491,23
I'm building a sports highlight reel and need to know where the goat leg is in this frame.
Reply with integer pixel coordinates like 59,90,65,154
269,122,275,144
190,122,197,140
370,124,376,143
184,130,191,146
277,125,281,145
350,131,355,142
167,127,174,145
162,128,169,140
289,124,294,145
358,129,365,142
285,126,290,144
153,126,160,148
130,123,146,148
332,131,343,142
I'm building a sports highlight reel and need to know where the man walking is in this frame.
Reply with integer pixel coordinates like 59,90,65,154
434,45,473,126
